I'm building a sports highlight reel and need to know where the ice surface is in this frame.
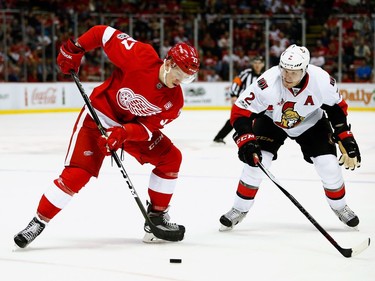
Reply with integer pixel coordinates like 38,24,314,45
1,110,374,281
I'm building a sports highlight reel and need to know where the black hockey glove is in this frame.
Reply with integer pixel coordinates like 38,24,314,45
333,128,361,170
233,132,262,167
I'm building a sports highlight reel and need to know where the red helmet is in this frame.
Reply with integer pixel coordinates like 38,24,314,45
167,42,200,75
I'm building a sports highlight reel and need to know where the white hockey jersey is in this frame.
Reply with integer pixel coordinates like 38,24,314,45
232,64,345,137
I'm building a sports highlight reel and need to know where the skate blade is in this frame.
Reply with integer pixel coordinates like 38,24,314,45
12,243,25,252
219,224,234,232
142,232,169,244
211,141,226,146
348,225,359,231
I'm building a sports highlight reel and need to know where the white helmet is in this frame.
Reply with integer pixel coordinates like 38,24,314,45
279,44,310,77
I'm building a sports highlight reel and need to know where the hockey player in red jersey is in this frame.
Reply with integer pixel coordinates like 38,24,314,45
219,44,361,231
14,25,200,248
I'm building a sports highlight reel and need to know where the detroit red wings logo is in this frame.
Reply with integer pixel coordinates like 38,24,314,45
117,88,162,116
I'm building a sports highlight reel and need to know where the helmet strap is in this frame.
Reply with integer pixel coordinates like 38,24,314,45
163,59,172,85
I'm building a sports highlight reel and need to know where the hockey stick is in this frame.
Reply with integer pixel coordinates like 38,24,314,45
255,159,370,258
70,70,183,242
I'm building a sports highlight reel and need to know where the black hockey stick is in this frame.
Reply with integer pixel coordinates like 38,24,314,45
256,159,370,258
70,70,183,242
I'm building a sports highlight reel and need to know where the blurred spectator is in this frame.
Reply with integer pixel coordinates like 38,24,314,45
202,50,219,71
354,58,373,82
200,33,217,57
217,31,230,50
315,39,329,56
353,37,371,61
0,1,374,82
205,69,222,82
278,31,290,51
217,48,240,80
236,47,251,71
341,72,354,83
310,49,325,67
160,39,172,59
269,39,283,66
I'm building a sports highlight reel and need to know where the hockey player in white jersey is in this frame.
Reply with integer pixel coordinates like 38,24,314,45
220,44,361,231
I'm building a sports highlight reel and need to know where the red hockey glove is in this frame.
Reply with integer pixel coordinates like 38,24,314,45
98,126,128,156
233,132,262,167
57,39,85,74
334,130,361,170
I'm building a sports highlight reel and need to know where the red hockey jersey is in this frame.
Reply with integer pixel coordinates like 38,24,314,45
77,25,183,141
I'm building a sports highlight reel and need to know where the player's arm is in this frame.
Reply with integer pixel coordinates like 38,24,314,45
230,103,262,167
57,25,111,74
97,122,150,155
57,25,109,73
322,100,361,170
98,106,180,155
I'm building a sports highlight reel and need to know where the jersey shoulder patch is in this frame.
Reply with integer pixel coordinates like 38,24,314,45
329,76,336,87
257,77,268,90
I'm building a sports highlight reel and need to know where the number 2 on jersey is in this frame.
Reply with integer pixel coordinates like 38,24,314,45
243,92,255,106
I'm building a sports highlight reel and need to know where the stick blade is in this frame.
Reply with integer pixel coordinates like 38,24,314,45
341,237,371,258
350,237,371,257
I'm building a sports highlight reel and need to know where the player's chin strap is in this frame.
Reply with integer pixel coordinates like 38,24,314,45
70,70,184,242
253,154,370,258
162,59,171,85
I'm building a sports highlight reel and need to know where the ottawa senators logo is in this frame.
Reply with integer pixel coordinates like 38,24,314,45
275,101,304,129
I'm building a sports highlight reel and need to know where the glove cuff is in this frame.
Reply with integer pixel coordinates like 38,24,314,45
234,133,256,148
337,131,354,140
66,38,85,53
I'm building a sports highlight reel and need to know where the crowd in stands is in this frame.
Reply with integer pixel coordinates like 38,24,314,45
0,0,373,83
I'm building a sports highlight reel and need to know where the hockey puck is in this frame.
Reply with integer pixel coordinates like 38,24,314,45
169,258,182,263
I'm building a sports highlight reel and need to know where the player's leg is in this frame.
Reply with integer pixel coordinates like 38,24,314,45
124,131,185,242
14,112,105,248
219,151,273,231
213,119,233,144
220,115,287,231
296,116,359,228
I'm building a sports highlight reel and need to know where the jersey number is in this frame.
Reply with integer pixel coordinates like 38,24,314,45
121,37,136,50
243,92,255,106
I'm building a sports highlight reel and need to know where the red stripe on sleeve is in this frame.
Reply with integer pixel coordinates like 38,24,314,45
230,104,252,126
338,99,348,116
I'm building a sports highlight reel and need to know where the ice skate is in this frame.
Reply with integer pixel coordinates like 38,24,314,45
14,216,46,248
219,207,248,231
331,205,359,228
213,137,226,145
143,204,185,243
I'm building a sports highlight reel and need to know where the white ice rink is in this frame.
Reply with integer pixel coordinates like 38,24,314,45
1,109,374,281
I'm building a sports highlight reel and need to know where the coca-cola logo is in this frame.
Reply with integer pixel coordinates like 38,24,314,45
31,87,57,104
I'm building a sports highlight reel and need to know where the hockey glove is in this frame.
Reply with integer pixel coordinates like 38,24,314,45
234,132,262,167
57,39,85,74
334,130,361,170
98,126,127,156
